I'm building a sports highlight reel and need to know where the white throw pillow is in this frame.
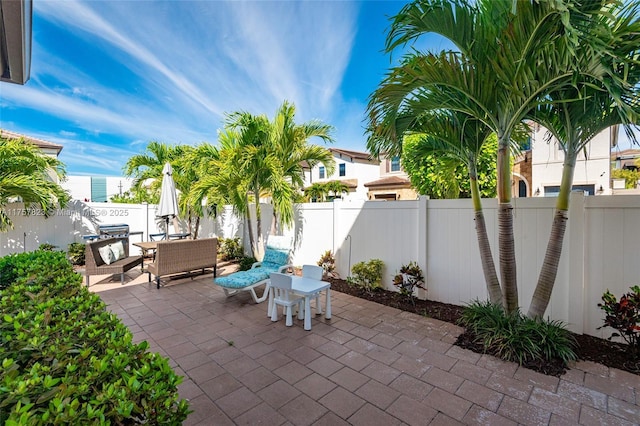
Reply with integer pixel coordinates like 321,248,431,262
98,245,116,265
110,241,125,261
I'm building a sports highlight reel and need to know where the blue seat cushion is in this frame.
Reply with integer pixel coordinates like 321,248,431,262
262,247,289,266
215,269,271,289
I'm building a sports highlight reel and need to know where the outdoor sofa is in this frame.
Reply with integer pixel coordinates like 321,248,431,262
147,237,217,289
85,237,144,287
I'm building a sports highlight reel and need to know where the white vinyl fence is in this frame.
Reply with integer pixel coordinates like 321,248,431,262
2,194,639,339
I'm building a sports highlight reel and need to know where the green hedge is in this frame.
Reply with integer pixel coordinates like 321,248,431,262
0,250,190,425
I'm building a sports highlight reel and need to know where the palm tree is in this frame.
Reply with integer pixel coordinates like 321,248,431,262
191,102,335,258
0,136,70,231
369,107,503,304
304,182,328,202
526,2,640,318
368,0,610,313
267,101,335,232
124,141,189,233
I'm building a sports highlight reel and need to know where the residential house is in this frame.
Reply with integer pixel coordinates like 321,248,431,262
529,124,616,196
611,148,640,194
63,176,134,202
365,154,418,200
303,148,380,201
0,129,63,182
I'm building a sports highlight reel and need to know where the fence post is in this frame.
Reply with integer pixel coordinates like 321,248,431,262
567,191,586,334
417,196,429,299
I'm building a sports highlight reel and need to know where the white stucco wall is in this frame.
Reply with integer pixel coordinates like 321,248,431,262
531,126,613,196
304,157,380,201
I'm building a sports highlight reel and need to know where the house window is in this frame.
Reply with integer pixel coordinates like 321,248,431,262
319,166,325,179
390,156,400,172
339,163,346,177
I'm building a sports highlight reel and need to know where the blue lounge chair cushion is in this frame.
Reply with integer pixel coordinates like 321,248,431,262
215,269,271,289
262,247,288,266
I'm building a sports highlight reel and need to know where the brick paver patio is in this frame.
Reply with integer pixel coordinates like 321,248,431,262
91,265,640,425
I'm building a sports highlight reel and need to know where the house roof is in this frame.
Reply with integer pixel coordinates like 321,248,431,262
611,149,640,160
330,148,377,163
364,175,412,188
0,129,63,154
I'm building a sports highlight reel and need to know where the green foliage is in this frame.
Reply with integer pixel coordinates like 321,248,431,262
305,181,349,202
67,242,86,266
611,169,640,189
38,243,58,252
347,259,385,292
0,250,190,424
219,237,245,261
0,136,71,231
402,134,498,199
458,300,577,368
110,189,158,204
392,261,425,298
238,256,258,271
317,250,335,274
598,286,640,357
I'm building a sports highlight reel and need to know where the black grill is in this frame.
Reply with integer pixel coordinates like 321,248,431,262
98,223,129,239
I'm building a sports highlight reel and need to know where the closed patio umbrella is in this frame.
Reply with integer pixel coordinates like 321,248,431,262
158,162,179,236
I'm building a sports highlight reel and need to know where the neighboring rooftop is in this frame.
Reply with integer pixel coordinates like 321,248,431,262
364,175,411,188
330,148,377,163
0,129,63,154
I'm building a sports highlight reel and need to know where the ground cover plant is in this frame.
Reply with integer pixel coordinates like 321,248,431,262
0,250,189,424
328,277,639,377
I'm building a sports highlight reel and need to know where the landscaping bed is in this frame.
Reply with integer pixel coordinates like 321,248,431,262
328,278,637,377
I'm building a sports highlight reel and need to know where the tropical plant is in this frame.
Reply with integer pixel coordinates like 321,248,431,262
393,261,425,299
598,286,640,358
402,133,498,200
0,136,70,231
238,255,258,271
347,259,384,292
317,250,335,275
67,242,86,265
367,0,634,316
38,243,58,252
525,1,640,318
189,101,334,258
305,181,349,202
123,141,189,232
611,168,640,189
219,237,245,261
458,300,577,368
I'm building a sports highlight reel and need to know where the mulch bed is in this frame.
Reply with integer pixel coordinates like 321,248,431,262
328,277,639,377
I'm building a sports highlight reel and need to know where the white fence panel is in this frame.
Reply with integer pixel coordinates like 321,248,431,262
584,196,640,338
2,195,640,339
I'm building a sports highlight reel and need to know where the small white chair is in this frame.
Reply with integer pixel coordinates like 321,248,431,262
269,272,304,326
302,265,324,315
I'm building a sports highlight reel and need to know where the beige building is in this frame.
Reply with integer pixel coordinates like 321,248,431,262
365,154,418,200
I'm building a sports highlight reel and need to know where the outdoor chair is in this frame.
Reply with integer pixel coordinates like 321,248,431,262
149,233,166,241
269,272,304,326
214,236,292,303
300,264,325,315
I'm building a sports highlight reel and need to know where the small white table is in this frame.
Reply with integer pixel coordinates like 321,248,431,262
268,276,331,331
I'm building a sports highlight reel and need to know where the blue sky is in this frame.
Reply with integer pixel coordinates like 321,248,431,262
1,0,420,176
0,0,635,176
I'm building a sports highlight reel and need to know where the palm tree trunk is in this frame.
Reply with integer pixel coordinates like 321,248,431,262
497,134,518,313
528,154,575,318
245,194,256,258
469,171,502,304
193,216,200,239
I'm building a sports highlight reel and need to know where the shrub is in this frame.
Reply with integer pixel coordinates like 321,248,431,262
317,250,335,275
347,259,384,292
219,237,244,261
38,242,58,251
393,261,425,298
598,285,640,357
458,300,577,368
238,255,258,271
67,242,86,265
0,250,190,424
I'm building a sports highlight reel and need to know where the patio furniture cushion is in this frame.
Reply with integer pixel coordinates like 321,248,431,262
98,245,116,265
215,269,271,289
214,241,292,303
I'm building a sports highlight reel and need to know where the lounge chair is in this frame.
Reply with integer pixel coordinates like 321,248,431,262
214,238,292,303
